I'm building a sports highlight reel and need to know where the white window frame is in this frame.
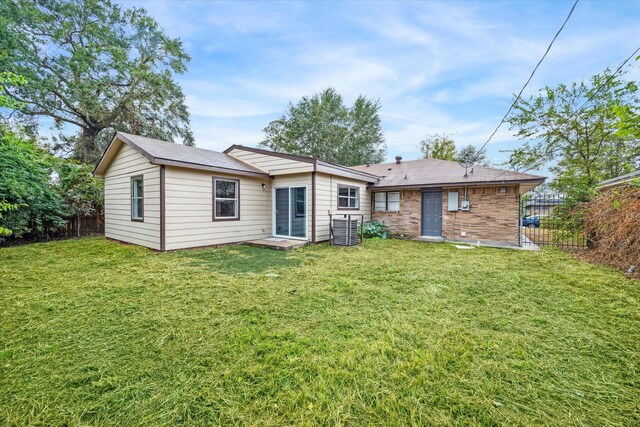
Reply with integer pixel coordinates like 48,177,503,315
387,191,400,212
272,185,308,240
373,191,400,212
213,177,239,220
374,192,387,211
337,184,360,209
131,175,144,221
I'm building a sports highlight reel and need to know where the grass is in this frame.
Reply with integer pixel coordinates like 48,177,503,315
1,237,638,426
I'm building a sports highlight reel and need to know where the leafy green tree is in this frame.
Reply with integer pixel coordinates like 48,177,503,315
0,72,26,110
0,201,20,236
507,68,640,198
419,133,457,161
260,88,386,166
614,58,640,139
0,126,67,239
457,144,491,167
0,0,194,164
55,161,104,237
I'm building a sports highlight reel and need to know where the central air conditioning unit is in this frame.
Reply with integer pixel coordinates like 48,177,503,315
330,214,362,246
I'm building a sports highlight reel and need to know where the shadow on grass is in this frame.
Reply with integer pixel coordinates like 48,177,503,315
176,244,309,274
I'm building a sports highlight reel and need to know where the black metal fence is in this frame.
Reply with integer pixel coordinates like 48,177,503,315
520,193,587,249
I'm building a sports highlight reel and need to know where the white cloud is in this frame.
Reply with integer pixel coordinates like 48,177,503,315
115,0,639,171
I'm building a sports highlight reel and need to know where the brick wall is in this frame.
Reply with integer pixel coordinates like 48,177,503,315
372,190,422,237
442,186,520,243
372,185,520,243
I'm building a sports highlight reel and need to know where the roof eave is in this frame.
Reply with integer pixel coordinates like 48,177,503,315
152,158,270,178
371,177,546,190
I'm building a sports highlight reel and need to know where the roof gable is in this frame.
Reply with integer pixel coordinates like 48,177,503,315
94,132,268,178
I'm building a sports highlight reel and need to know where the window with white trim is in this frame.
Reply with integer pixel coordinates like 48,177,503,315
374,192,386,211
374,191,400,212
338,185,359,209
213,178,239,220
131,176,144,221
387,192,400,211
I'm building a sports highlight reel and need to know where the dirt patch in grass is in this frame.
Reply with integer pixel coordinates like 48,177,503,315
1,237,638,425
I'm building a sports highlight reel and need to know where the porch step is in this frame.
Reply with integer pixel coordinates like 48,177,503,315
415,236,445,243
244,238,307,251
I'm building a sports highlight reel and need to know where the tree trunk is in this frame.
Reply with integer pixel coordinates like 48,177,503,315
75,126,102,164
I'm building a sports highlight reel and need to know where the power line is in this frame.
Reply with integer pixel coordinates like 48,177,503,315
468,0,580,166
489,42,640,183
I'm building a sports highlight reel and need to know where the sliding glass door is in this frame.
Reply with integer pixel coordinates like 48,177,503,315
274,187,306,239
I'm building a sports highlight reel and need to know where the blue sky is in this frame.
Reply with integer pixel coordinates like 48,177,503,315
120,0,640,169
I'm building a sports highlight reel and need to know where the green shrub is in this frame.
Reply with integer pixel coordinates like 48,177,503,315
362,220,389,238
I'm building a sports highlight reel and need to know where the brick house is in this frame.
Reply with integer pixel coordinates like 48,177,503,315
95,133,545,250
351,157,545,246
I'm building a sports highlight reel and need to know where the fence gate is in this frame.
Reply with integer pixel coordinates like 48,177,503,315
520,193,587,249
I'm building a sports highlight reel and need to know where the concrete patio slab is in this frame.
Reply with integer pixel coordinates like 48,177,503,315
244,238,307,251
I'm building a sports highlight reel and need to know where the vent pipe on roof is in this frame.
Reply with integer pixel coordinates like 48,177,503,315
395,155,402,164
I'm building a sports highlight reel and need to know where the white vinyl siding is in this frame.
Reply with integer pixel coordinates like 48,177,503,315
315,173,371,242
103,143,160,250
164,167,271,250
227,148,314,175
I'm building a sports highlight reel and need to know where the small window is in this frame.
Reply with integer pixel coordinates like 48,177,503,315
338,185,359,209
131,176,144,221
374,192,386,211
387,192,400,211
213,178,239,220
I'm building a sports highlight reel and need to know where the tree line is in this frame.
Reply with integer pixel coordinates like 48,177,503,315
1,0,638,241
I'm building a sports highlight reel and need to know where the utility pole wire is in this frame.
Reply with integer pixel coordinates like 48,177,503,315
467,0,580,167
489,43,640,184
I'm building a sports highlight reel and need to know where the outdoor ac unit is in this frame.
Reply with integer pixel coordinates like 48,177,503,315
460,199,471,211
332,218,359,246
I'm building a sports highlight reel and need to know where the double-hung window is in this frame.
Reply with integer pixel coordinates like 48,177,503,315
373,191,400,212
374,192,386,211
131,176,144,221
338,185,359,209
213,177,239,220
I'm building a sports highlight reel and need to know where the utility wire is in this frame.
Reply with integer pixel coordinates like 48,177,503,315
467,0,580,167
488,43,640,183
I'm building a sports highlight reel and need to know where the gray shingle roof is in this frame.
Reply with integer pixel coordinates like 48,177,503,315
597,170,640,188
116,132,267,175
350,158,545,188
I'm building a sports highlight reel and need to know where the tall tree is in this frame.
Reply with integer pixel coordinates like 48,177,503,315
457,144,491,167
0,0,194,164
260,88,386,166
419,133,457,161
506,68,640,197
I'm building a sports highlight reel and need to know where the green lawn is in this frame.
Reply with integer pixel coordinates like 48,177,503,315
1,238,638,426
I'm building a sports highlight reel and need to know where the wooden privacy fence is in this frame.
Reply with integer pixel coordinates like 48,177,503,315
60,213,104,238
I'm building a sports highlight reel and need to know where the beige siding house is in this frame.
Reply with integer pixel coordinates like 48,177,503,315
95,132,545,250
94,133,378,250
